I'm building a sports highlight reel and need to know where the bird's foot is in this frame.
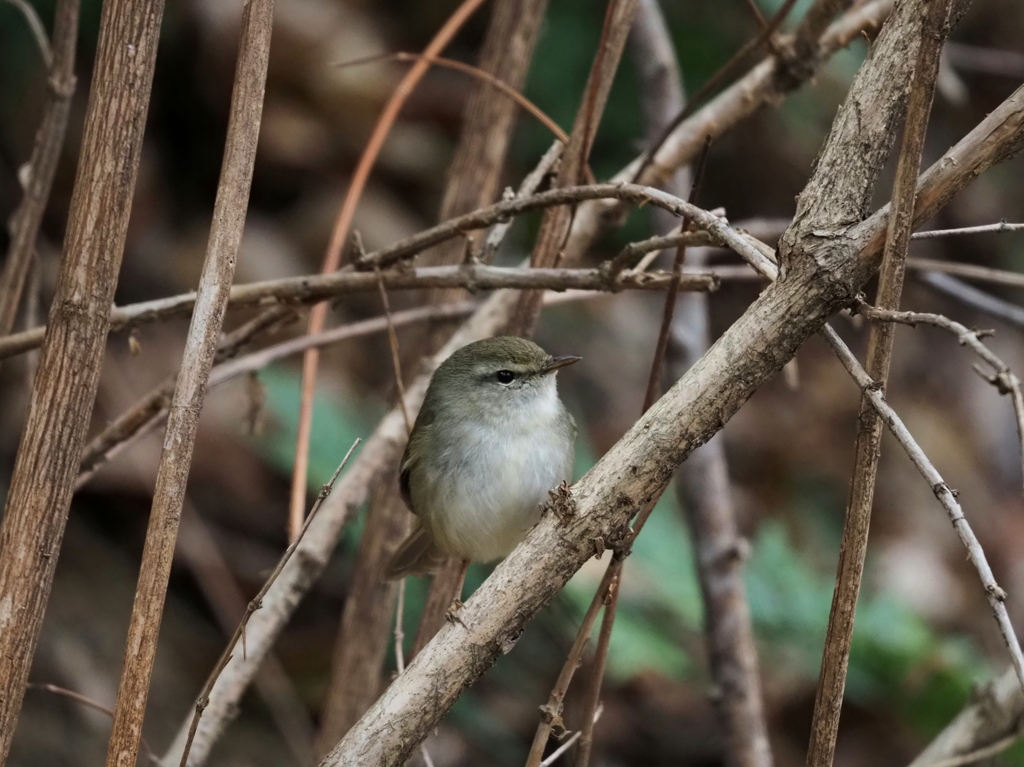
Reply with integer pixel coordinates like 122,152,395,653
445,599,467,627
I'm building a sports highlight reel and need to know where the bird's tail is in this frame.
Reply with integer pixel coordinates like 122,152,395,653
383,523,447,580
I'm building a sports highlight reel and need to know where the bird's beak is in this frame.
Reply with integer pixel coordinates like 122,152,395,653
541,354,581,375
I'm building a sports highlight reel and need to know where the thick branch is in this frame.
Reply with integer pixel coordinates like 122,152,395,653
0,0,165,759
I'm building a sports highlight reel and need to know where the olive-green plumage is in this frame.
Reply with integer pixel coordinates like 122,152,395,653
385,337,578,579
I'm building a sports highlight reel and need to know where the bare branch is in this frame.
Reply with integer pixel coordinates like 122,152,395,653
0,0,78,339
807,0,950,761
0,0,166,757
104,3,275,764
864,306,1024,502
821,325,1024,692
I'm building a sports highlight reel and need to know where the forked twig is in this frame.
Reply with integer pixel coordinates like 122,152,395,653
863,306,1024,502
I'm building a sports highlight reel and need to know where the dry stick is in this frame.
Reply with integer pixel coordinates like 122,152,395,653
863,307,1024,502
0,0,165,758
25,684,158,764
806,0,950,762
288,0,489,543
509,0,641,335
177,507,315,765
176,442,361,767
0,0,78,340
185,72,1024,767
917,272,1024,330
103,4,274,765
820,324,1024,692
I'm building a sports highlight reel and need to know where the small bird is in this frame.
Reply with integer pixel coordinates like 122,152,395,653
385,336,579,580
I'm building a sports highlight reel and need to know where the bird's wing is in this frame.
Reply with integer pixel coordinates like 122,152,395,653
399,442,415,514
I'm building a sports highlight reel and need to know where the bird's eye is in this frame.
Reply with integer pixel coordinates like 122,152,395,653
495,370,515,384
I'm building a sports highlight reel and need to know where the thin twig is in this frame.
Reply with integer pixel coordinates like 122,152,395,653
2,0,53,66
26,683,158,764
821,325,1024,692
177,441,360,767
0,0,78,341
917,272,1024,330
540,705,603,767
863,306,1024,503
912,221,1024,238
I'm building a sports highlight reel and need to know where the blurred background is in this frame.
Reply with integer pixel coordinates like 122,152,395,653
1,0,1024,764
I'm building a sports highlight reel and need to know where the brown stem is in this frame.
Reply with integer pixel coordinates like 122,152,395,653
508,0,641,335
0,0,165,758
806,0,951,763
103,3,274,765
0,0,79,340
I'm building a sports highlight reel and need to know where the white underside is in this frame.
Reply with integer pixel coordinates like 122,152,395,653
418,379,573,562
